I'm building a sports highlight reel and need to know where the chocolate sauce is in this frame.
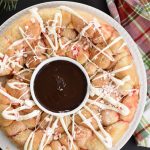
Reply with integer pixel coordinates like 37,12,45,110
34,60,87,113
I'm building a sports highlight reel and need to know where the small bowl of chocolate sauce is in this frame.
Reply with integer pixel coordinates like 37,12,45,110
30,56,90,117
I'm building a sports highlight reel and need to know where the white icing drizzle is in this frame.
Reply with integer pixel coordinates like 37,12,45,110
18,88,29,100
2,100,41,121
114,75,130,86
58,6,88,24
52,10,62,28
0,54,10,73
24,131,35,150
92,36,123,61
104,95,129,116
79,21,114,61
30,8,46,33
78,110,112,148
111,63,133,74
91,61,132,88
89,86,130,116
60,117,76,150
39,117,58,150
24,115,51,150
7,81,29,90
89,84,130,116
0,88,24,104
118,42,127,52
89,99,128,116
80,21,94,37
0,51,23,74
92,18,107,44
34,41,48,54
84,106,112,148
19,27,39,58
59,38,72,49
90,38,114,61
26,55,43,69
3,109,40,121
44,34,58,52
8,39,24,49
15,69,32,82
44,10,63,53
93,73,130,86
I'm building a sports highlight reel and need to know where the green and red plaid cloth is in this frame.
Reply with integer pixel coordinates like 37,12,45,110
107,0,150,147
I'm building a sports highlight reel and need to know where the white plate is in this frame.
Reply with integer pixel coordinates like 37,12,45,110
0,1,147,150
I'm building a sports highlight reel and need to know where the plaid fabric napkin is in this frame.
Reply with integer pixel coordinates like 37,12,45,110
106,0,150,147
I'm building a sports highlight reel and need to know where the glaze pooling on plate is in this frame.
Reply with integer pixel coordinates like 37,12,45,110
0,5,140,150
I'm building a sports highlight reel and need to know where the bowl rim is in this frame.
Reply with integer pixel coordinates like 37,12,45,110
0,1,147,150
30,56,90,117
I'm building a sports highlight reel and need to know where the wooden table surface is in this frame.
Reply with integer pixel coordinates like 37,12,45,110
0,0,149,150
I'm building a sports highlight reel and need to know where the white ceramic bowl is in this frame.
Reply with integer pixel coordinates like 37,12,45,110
30,56,90,117
0,2,147,150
